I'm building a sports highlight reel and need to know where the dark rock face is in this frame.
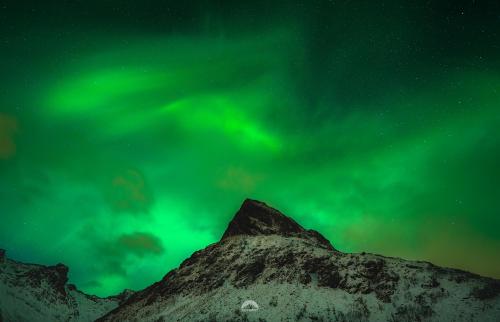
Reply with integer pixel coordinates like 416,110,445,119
302,255,399,303
23,263,69,297
221,199,335,250
221,199,304,238
471,280,500,300
234,257,265,287
108,289,136,305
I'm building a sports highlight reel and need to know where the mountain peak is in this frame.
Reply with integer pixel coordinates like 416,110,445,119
221,199,335,250
221,199,304,239
98,199,500,322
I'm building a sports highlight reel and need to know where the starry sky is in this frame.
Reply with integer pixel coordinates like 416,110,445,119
1,0,499,296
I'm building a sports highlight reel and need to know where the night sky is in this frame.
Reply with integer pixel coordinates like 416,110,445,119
1,0,499,296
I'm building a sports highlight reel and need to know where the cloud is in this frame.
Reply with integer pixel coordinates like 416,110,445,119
216,167,263,193
117,232,164,257
99,231,164,260
86,230,164,277
106,168,154,214
0,113,18,159
417,219,500,279
336,212,500,279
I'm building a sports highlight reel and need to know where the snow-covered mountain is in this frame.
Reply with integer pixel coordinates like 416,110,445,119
0,249,132,322
1,199,499,321
98,199,500,322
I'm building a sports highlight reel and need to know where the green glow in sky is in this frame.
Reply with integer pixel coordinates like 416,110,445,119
1,1,499,296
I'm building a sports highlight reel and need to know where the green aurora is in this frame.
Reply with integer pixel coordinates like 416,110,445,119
1,1,499,296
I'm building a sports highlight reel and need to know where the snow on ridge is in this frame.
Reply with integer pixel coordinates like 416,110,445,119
99,234,500,322
0,250,131,322
2,199,500,322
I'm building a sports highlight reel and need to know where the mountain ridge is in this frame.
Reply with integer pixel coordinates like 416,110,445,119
2,199,500,321
97,199,500,322
0,249,133,322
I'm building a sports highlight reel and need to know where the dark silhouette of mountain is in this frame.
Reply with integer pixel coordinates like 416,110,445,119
96,199,500,322
222,199,335,250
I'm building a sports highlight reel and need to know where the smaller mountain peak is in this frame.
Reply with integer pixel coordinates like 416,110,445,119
42,263,69,294
221,199,304,239
108,288,136,305
50,263,69,278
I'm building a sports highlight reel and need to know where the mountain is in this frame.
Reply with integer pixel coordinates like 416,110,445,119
0,249,132,322
98,199,500,322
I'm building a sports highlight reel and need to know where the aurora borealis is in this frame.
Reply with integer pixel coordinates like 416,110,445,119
1,1,499,296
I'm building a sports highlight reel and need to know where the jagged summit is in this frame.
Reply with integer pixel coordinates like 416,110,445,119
5,200,500,322
221,199,303,238
98,199,500,322
221,198,335,250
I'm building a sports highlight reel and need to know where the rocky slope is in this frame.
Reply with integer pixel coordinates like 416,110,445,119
98,199,500,322
0,249,132,322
